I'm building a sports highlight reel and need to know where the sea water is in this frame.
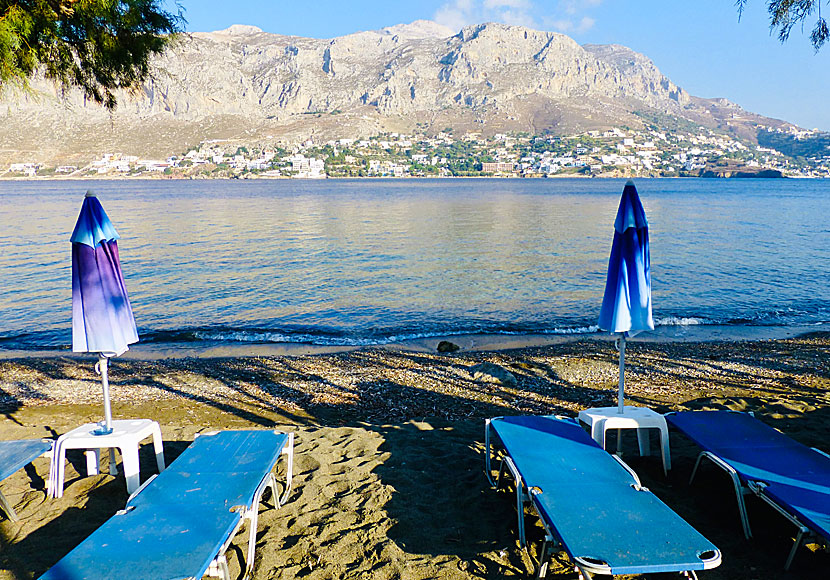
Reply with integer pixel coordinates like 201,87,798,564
0,178,827,351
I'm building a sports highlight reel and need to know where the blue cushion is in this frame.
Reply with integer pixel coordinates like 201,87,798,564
0,440,52,482
493,416,718,574
668,411,830,541
40,503,240,580
39,430,290,580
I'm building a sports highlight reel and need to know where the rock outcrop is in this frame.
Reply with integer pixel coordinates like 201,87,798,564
469,362,517,387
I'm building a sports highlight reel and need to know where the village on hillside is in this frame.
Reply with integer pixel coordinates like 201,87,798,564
4,123,829,180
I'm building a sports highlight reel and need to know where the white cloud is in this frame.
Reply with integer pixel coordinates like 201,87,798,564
484,0,528,8
433,0,602,35
578,17,596,32
499,9,536,28
434,0,536,32
561,0,603,16
549,16,596,34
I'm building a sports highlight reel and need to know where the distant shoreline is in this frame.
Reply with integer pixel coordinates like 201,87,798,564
0,173,800,181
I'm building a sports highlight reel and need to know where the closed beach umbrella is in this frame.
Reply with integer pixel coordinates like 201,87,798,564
71,191,138,434
598,180,654,413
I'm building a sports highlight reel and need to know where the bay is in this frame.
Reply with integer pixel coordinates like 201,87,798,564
0,178,828,350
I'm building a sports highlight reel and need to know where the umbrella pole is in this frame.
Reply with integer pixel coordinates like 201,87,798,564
618,334,626,413
615,334,626,454
94,354,114,436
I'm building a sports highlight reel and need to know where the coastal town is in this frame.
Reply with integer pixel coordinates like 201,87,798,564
4,122,829,180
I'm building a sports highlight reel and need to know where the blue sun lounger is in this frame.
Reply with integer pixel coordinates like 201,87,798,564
667,410,830,569
485,415,721,579
1,439,53,521
40,429,294,580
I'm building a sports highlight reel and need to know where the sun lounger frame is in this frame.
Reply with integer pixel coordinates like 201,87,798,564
485,416,721,579
668,410,830,570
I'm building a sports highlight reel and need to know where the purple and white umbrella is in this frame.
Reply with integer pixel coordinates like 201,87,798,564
71,192,138,434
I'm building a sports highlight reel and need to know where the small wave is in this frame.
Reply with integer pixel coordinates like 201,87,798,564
389,324,601,341
654,316,713,327
3,309,826,351
191,329,379,347
542,324,600,335
142,323,605,347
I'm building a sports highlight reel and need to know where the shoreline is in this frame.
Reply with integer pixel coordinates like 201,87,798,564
1,324,825,360
0,173,808,181
2,332,828,418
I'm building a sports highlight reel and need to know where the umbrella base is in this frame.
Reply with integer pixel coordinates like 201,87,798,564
91,424,114,436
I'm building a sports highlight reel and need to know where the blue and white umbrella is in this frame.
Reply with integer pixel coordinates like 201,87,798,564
71,192,138,434
598,180,654,413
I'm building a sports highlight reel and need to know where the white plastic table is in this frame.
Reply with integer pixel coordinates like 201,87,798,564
49,419,165,498
578,406,671,475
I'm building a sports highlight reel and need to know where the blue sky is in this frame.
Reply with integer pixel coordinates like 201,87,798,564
169,0,830,130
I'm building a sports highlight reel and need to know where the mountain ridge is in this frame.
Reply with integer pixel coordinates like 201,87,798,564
0,20,795,165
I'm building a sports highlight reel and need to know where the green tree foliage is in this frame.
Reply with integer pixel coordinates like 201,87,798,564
0,1,183,108
738,0,830,50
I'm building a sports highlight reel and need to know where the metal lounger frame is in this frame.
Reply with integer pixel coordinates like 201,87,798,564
485,417,719,579
212,430,294,579
688,445,826,570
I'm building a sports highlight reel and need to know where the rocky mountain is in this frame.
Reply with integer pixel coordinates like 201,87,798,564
0,20,793,164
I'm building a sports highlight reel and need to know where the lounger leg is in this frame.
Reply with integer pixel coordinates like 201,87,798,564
208,554,231,580
731,481,751,538
0,490,19,521
690,452,752,539
535,537,552,579
689,453,705,485
496,459,507,488
268,473,279,505
485,419,496,487
751,483,815,570
244,508,259,579
279,433,294,506
785,527,808,570
515,475,526,547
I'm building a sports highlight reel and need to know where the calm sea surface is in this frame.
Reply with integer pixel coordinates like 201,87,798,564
0,178,828,350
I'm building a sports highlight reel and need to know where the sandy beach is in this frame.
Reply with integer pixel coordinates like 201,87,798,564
1,333,829,579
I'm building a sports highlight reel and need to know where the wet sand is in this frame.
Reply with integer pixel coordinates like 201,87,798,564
1,333,829,579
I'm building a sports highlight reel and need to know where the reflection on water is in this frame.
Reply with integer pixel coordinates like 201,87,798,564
0,178,828,348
